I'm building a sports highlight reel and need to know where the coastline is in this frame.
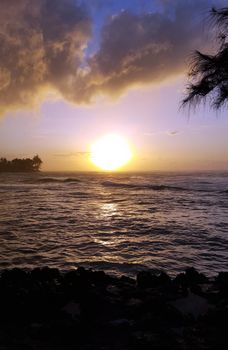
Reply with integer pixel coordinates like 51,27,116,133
0,267,227,349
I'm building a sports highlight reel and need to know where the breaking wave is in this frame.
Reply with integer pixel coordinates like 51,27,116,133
36,177,81,184
102,180,186,191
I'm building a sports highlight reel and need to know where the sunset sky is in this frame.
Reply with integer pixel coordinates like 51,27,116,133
0,0,227,171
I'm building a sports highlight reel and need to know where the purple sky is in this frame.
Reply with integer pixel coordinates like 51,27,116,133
0,0,227,171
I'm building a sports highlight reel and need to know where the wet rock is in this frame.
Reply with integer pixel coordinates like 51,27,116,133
35,318,81,347
130,330,180,350
137,271,171,288
174,268,208,288
0,267,227,349
170,291,209,319
63,269,80,285
90,270,111,287
62,268,90,299
185,268,208,284
62,301,80,319
0,268,28,287
30,266,60,283
109,318,133,327
126,298,142,306
215,272,228,294
120,275,135,285
106,284,121,296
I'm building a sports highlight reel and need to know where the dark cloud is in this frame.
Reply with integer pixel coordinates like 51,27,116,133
0,0,223,114
0,0,91,114
82,0,215,99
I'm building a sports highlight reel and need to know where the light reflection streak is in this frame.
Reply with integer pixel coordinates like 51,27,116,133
99,202,117,218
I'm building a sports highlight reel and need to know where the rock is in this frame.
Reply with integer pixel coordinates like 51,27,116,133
1,268,28,287
174,268,208,287
76,266,87,276
120,275,135,285
0,267,227,349
63,269,90,292
170,290,209,318
215,272,228,294
137,271,171,288
109,318,132,327
126,298,142,306
30,267,60,282
159,271,172,286
106,284,121,296
90,270,111,286
62,301,80,319
63,269,79,284
185,267,208,284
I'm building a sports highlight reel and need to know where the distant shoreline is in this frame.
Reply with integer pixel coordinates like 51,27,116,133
0,155,42,172
0,170,41,173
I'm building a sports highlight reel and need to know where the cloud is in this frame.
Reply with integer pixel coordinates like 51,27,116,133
167,130,180,136
0,0,223,115
0,0,91,115
144,130,180,137
54,152,90,158
82,0,215,99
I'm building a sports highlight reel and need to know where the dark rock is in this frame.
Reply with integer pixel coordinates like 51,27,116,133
30,266,60,282
76,266,87,276
0,267,227,349
137,271,171,288
90,270,111,286
62,301,81,319
120,275,135,285
174,268,208,288
215,272,228,294
0,268,28,287
62,268,90,298
170,291,209,319
129,330,181,350
185,267,208,284
158,271,172,285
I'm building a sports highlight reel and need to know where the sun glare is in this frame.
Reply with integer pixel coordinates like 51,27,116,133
90,134,132,171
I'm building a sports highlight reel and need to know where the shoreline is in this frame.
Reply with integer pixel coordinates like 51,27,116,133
0,267,227,349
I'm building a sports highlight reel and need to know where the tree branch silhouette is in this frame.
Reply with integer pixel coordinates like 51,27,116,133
182,7,228,110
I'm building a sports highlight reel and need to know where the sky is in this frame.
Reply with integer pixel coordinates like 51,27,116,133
0,0,227,171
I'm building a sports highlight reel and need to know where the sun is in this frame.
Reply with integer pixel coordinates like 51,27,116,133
90,134,132,171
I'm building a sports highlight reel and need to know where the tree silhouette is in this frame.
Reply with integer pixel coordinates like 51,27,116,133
183,7,228,109
0,155,42,172
32,155,42,172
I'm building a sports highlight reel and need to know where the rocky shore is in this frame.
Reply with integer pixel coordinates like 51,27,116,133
0,267,227,349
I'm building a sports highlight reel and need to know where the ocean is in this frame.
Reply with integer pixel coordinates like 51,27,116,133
0,171,227,277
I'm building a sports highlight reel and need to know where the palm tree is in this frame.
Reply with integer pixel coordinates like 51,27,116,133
182,7,228,110
32,155,42,171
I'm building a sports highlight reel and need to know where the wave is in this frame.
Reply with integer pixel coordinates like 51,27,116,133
63,178,81,183
35,177,81,184
65,260,149,275
36,177,61,183
102,180,186,192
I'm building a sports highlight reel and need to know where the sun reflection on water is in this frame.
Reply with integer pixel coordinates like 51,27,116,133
100,202,117,217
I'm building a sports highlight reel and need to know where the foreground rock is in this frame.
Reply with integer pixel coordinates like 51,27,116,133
0,267,227,349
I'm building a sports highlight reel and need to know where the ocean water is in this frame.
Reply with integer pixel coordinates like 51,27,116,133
0,171,227,277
